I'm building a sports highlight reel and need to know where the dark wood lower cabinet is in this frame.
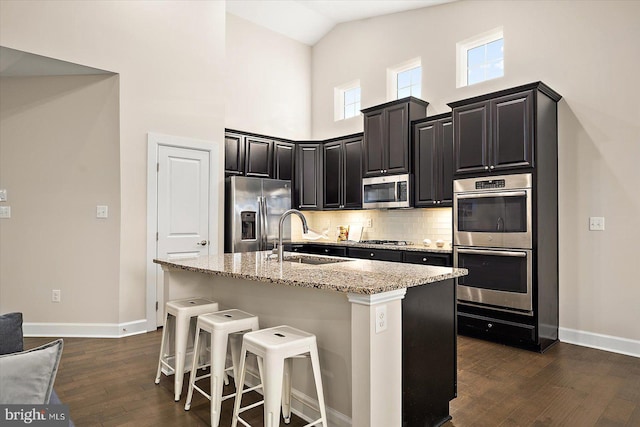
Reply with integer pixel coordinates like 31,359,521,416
403,279,456,427
347,247,403,262
403,251,452,267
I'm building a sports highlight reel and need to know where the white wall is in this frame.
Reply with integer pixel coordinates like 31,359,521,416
0,0,226,327
311,1,640,346
0,75,120,323
226,13,311,140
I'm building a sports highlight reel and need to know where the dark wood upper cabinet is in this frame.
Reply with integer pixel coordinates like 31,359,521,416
492,91,534,170
449,84,552,176
273,141,295,181
343,137,363,208
323,135,363,210
362,111,385,175
323,142,342,209
295,143,323,210
244,136,273,178
224,132,245,176
452,103,489,174
361,97,428,177
414,114,453,208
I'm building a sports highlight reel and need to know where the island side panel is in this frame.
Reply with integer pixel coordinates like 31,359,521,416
163,268,353,424
402,278,456,427
349,290,406,427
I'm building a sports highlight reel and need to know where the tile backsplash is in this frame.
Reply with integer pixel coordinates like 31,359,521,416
290,207,452,245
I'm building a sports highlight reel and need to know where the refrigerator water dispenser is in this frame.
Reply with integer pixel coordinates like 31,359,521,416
241,211,256,240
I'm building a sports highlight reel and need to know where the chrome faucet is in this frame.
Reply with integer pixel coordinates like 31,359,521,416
278,209,309,262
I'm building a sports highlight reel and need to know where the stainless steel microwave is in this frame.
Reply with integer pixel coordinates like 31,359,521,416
362,174,411,209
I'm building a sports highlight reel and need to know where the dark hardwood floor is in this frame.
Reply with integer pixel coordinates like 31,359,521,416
25,331,640,426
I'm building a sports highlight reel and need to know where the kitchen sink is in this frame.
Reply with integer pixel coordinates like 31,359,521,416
282,255,352,265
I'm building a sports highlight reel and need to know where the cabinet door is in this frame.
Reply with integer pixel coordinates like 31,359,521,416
323,142,343,209
343,137,363,209
245,136,273,178
296,144,322,210
439,118,454,205
454,102,490,174
363,110,385,176
386,103,410,174
273,141,295,181
224,132,244,175
491,90,534,171
414,121,438,207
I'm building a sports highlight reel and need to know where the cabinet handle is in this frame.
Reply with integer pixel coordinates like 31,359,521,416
370,253,375,257
490,165,495,170
437,201,441,204
422,257,427,262
484,166,489,170
487,323,493,329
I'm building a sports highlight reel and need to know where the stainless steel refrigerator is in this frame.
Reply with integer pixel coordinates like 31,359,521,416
224,176,292,253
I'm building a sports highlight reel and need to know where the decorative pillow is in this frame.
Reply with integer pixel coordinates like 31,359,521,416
0,312,23,355
0,339,63,404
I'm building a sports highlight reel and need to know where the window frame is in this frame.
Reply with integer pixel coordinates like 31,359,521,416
387,58,422,101
334,79,361,121
456,27,504,88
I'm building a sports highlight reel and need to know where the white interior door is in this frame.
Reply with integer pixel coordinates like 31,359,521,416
156,145,210,324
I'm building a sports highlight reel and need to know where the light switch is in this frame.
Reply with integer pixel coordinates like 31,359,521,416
0,206,11,218
96,205,108,219
0,189,6,202
589,216,605,231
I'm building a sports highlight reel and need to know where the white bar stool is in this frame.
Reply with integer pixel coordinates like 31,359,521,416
231,325,328,427
154,297,219,401
184,309,260,427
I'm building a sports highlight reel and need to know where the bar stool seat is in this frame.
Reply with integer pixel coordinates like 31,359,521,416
231,325,328,427
184,309,260,427
154,297,219,401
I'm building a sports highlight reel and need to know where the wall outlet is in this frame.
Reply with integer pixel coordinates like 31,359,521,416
0,206,11,218
52,289,61,303
364,218,372,228
96,205,108,219
0,189,7,201
589,216,605,231
375,304,387,333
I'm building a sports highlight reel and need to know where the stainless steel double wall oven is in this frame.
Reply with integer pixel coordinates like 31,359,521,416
454,173,534,315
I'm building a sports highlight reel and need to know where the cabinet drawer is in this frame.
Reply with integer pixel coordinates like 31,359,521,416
403,251,452,267
348,247,403,262
458,312,536,344
287,244,346,257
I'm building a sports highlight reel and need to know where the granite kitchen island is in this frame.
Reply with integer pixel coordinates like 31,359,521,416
154,251,467,427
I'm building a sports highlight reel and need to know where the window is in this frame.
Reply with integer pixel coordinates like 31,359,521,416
334,80,361,121
397,66,421,98
343,87,361,119
457,27,504,87
387,58,422,100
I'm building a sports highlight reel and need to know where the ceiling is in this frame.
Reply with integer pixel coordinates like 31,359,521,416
0,46,113,77
226,0,455,45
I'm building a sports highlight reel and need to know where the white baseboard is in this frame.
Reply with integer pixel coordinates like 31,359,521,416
23,319,148,338
559,327,640,358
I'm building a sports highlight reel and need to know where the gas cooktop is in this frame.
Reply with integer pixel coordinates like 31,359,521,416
360,240,412,246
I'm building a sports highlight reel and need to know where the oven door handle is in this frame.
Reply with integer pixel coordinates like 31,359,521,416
456,190,527,199
457,248,527,257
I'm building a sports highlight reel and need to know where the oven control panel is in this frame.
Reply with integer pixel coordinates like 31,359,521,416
475,179,506,190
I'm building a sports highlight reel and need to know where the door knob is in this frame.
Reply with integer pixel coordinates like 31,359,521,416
197,240,208,246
